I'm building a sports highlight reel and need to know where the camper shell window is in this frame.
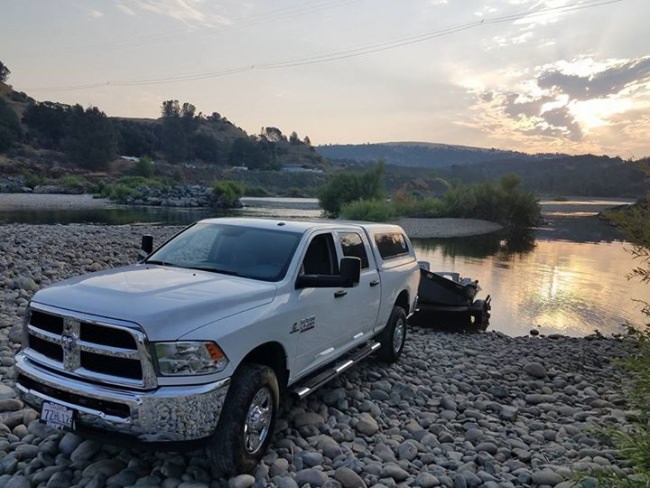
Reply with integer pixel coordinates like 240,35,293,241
374,232,410,260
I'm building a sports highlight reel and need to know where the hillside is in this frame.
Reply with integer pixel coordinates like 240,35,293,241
318,142,650,198
316,141,548,168
1,75,648,199
0,80,327,188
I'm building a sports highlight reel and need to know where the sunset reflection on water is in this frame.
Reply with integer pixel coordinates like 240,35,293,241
414,237,647,337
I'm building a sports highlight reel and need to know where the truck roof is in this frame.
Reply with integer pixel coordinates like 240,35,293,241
197,217,406,235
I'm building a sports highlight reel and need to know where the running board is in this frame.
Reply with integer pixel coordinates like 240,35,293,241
292,341,381,399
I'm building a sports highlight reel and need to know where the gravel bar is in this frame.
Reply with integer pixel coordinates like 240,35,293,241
0,224,638,488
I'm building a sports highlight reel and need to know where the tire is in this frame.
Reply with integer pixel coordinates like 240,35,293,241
208,363,279,476
378,306,407,362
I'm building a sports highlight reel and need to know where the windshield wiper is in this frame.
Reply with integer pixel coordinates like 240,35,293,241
145,260,176,267
189,266,241,277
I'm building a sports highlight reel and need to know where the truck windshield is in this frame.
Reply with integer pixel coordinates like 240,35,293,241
145,223,301,282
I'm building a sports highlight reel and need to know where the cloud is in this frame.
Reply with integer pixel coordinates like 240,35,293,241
115,0,231,26
88,9,105,19
463,55,650,153
538,57,650,100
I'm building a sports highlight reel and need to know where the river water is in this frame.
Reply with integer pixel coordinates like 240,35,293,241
0,196,646,337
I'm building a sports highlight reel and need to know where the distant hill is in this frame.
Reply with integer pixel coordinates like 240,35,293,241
0,79,327,181
316,141,554,168
319,142,650,199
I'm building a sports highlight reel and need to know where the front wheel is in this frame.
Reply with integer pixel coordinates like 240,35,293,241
207,363,279,476
378,306,407,362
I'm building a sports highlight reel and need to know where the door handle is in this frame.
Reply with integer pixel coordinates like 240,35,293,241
369,280,380,287
334,290,347,298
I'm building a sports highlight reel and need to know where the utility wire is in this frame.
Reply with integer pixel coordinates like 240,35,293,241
26,0,622,92
47,0,362,55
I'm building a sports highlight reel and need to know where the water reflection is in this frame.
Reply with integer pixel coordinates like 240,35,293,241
414,229,536,259
0,206,219,225
1,195,644,338
415,237,647,337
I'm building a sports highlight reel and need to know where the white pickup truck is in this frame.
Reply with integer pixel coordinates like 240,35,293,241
15,217,420,475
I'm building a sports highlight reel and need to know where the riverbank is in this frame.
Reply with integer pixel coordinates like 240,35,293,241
0,193,504,238
0,224,640,487
0,193,113,209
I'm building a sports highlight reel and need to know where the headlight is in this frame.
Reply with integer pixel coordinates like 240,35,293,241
154,341,228,376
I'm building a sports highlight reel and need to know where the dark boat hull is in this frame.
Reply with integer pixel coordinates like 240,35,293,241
412,268,491,331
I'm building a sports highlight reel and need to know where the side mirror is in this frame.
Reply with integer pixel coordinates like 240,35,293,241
295,257,361,289
339,256,361,287
139,235,153,260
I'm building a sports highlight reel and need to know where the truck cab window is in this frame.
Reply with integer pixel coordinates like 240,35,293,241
339,232,369,269
302,234,338,275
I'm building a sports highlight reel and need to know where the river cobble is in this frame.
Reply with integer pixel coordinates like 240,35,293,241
0,224,639,487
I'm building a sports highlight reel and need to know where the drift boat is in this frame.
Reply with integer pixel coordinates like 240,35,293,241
411,263,491,330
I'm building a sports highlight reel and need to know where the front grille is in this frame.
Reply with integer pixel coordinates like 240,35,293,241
24,307,154,388
17,374,130,418
28,335,63,362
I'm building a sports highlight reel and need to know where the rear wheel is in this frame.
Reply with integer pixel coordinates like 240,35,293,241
378,306,407,362
208,363,279,476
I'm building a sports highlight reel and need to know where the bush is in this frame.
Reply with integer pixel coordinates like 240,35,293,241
133,157,154,178
340,199,397,221
212,180,244,209
103,183,138,201
318,162,385,217
598,193,650,486
57,175,90,193
99,176,169,200
23,171,44,189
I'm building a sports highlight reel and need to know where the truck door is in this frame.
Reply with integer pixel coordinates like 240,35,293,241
288,232,357,377
336,231,381,339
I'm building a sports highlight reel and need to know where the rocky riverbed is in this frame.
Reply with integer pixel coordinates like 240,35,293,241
0,224,640,488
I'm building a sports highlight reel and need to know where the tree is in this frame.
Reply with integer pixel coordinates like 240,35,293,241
115,120,157,157
191,132,221,163
133,157,154,177
228,137,275,169
261,127,285,143
0,98,21,151
0,60,10,83
64,105,117,169
23,102,68,149
318,162,385,217
161,99,181,118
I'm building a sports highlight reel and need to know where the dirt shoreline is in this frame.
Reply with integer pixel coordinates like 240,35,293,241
0,193,113,209
0,193,503,238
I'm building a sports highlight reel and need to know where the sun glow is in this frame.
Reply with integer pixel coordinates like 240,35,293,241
569,97,631,130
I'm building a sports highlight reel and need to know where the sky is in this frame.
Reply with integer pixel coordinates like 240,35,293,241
1,0,649,158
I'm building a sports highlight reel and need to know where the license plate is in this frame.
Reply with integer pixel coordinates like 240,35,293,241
40,401,76,430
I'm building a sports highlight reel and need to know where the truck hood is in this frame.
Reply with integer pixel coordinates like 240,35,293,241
32,264,277,341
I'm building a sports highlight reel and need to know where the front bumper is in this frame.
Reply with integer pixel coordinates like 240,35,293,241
15,353,230,442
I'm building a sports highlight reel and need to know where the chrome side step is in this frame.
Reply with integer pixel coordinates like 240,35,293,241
292,341,381,399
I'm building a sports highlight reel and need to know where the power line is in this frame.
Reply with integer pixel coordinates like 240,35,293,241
26,0,623,92
46,0,363,55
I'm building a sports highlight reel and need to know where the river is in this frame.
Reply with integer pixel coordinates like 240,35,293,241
0,195,645,337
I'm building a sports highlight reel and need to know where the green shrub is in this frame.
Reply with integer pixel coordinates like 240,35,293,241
597,194,650,486
318,162,385,217
57,175,89,193
212,180,244,208
23,171,44,189
104,183,138,201
340,199,397,222
133,157,154,178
